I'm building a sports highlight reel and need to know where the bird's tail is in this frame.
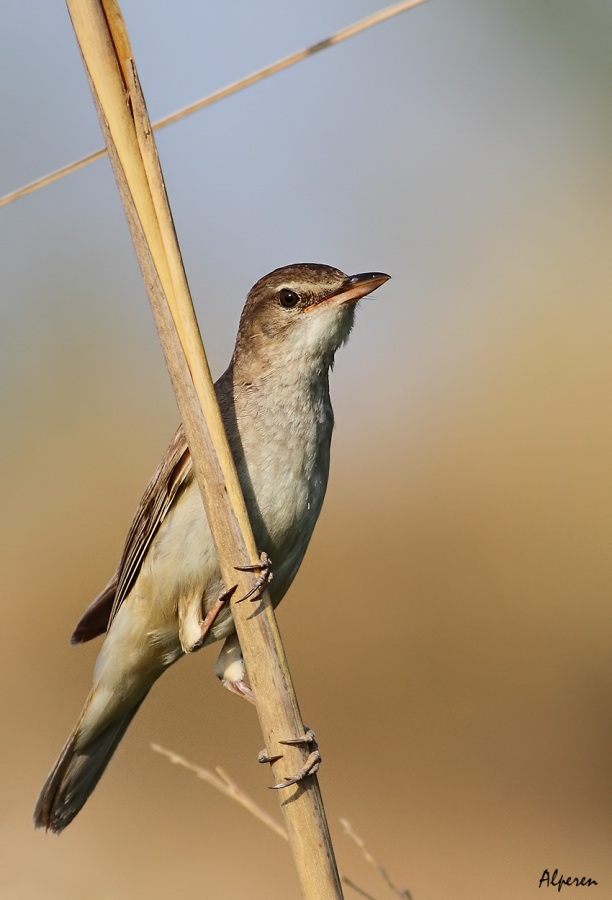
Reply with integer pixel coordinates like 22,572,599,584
34,689,147,834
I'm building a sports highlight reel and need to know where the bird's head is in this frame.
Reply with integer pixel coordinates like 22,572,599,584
233,263,390,375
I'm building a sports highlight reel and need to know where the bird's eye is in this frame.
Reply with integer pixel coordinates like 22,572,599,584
278,288,300,309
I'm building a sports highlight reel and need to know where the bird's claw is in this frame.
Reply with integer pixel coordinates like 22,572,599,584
234,552,273,603
270,750,321,790
258,729,321,789
258,748,283,765
278,728,317,748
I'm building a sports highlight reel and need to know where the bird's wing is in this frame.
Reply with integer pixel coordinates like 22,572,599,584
70,425,193,643
70,573,119,644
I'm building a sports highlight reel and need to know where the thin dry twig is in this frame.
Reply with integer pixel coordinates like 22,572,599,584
151,743,288,841
342,877,378,900
1,0,428,208
340,818,413,900
152,744,381,900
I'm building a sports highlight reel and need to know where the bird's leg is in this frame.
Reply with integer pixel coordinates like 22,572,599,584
259,728,321,789
178,552,271,656
234,551,272,602
215,633,254,703
178,584,237,654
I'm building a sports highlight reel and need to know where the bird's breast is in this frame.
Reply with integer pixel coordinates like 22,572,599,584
231,379,334,601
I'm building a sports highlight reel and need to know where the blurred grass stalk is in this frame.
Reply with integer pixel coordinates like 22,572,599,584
151,744,413,899
64,0,342,896
1,0,428,208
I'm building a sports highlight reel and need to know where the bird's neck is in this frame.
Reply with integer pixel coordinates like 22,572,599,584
217,350,334,439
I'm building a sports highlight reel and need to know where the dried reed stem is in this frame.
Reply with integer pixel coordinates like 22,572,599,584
65,0,342,894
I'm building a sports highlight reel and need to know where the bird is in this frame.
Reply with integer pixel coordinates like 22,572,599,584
34,262,390,833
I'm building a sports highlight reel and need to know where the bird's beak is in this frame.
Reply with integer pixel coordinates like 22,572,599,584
307,271,390,312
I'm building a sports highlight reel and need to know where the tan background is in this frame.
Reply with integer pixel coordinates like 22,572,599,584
2,1,611,898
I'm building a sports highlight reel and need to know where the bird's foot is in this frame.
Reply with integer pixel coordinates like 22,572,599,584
259,729,321,789
221,678,255,704
234,552,273,603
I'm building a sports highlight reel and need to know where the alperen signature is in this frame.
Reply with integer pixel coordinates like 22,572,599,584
539,869,598,892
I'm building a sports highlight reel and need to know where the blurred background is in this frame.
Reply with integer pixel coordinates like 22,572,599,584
2,1,611,897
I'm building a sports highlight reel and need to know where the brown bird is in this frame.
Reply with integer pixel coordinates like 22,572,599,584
34,263,390,833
